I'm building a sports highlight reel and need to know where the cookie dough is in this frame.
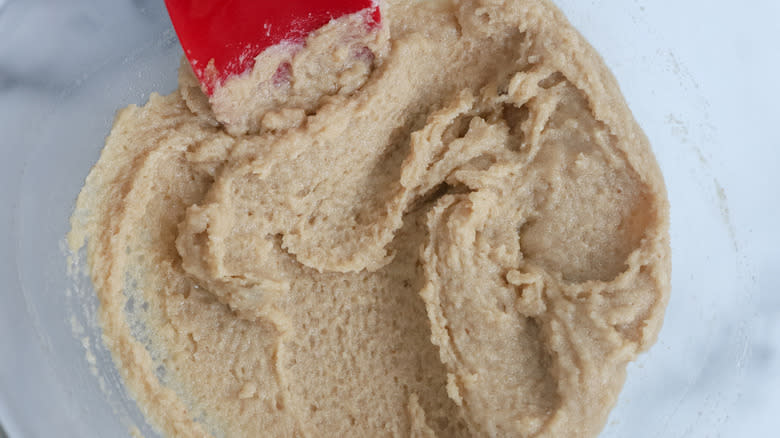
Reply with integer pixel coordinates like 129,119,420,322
69,0,670,436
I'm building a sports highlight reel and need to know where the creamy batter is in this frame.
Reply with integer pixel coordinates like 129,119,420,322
69,0,671,436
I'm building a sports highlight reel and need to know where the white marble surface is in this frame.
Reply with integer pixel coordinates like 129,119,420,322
1,0,778,437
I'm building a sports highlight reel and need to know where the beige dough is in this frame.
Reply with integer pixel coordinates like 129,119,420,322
69,0,670,437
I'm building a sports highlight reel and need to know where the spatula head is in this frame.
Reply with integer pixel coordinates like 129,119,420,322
164,0,380,95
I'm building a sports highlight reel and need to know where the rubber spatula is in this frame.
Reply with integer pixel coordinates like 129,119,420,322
164,0,381,95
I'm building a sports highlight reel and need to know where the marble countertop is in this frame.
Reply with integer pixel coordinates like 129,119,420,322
1,0,778,437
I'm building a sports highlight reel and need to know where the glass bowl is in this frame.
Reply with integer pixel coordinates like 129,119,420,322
1,0,777,436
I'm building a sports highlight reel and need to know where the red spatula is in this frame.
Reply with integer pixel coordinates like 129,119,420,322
164,0,381,95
